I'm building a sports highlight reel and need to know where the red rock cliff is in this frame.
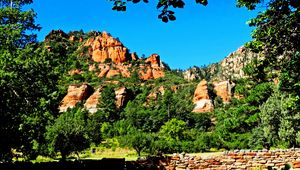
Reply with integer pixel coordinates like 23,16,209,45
59,83,94,112
84,32,129,64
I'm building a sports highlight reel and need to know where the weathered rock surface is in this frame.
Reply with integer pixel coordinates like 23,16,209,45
115,87,130,109
84,32,129,64
192,80,214,113
60,85,131,113
59,83,94,112
162,149,300,170
145,54,161,68
84,88,101,114
212,46,259,80
183,46,259,82
183,69,199,81
213,80,235,103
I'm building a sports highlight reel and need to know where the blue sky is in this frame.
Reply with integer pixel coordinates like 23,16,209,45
28,0,259,69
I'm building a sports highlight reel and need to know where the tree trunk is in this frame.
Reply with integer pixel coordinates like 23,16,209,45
61,151,67,162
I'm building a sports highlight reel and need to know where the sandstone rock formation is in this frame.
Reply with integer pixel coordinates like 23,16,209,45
84,88,101,114
84,32,129,64
192,80,214,113
115,87,130,109
145,54,161,68
213,80,235,103
59,83,94,112
60,85,131,113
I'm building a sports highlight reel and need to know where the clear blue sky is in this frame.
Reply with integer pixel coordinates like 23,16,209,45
28,0,258,70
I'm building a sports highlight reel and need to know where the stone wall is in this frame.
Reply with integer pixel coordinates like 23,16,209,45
165,149,300,170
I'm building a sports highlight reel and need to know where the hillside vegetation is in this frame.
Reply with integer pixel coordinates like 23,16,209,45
1,0,300,163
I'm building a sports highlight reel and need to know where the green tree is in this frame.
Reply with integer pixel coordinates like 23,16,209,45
119,130,153,157
0,0,42,161
45,106,90,161
158,118,187,141
96,85,119,122
258,91,300,148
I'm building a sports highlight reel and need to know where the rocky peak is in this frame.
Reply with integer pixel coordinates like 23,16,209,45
45,29,69,41
183,46,259,82
145,54,161,68
212,46,259,80
84,31,130,64
183,67,200,81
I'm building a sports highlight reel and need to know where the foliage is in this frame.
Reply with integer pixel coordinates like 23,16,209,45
0,0,58,161
119,130,153,157
108,0,208,22
256,91,300,148
158,118,187,141
45,106,90,161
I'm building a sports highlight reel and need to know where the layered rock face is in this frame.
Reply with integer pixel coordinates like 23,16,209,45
213,80,235,103
115,87,130,109
59,84,94,112
82,32,165,81
183,69,198,81
84,32,130,64
83,34,166,80
192,80,214,113
84,88,101,114
192,80,235,113
140,54,165,80
60,85,131,113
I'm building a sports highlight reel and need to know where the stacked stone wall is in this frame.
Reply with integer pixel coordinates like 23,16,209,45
165,149,300,170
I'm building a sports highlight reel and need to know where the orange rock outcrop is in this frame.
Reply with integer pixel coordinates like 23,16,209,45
115,87,130,109
61,85,131,113
84,88,101,114
59,83,94,112
145,54,161,68
192,80,214,113
213,80,234,103
84,32,129,64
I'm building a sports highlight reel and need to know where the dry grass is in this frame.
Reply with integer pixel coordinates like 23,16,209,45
80,147,139,161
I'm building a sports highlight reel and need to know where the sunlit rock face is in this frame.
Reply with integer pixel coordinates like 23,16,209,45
84,32,130,64
192,79,236,113
213,80,235,103
60,85,131,114
84,88,101,114
192,80,214,113
115,87,131,109
59,83,94,112
212,46,259,80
